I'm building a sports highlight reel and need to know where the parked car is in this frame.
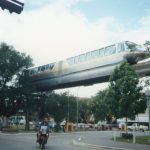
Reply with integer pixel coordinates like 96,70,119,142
127,123,148,132
95,121,109,131
9,115,25,125
118,122,126,130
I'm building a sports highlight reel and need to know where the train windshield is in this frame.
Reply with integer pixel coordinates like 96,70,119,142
125,41,146,52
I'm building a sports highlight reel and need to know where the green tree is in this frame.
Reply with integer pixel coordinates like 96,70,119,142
0,42,33,118
17,69,37,130
106,61,147,124
91,90,108,122
144,41,150,51
44,92,68,123
78,98,91,123
38,91,77,131
67,95,78,123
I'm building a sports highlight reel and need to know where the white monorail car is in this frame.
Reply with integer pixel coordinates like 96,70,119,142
28,41,150,90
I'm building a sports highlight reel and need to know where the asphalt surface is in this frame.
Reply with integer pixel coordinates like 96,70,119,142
73,131,150,150
0,130,150,150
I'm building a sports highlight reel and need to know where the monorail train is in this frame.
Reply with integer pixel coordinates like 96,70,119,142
28,41,150,91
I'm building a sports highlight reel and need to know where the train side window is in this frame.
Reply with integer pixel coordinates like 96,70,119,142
41,66,46,72
117,43,125,52
99,48,104,57
110,45,116,54
33,68,38,75
35,68,38,74
91,49,99,58
79,54,86,62
38,67,41,73
104,45,116,56
104,47,109,56
86,52,91,60
74,56,79,64
67,58,74,65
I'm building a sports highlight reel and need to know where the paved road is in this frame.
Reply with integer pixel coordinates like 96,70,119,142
0,131,150,150
0,132,98,150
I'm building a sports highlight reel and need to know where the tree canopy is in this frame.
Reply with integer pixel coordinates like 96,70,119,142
106,61,147,122
144,41,150,51
0,42,33,117
91,90,108,122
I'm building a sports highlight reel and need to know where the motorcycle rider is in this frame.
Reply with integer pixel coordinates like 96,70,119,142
36,117,49,143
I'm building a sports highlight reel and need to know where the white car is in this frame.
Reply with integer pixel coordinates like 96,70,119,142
127,123,148,132
19,119,25,125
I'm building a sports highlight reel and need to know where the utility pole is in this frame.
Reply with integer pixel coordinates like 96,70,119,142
145,88,150,141
67,95,70,123
148,96,150,141
76,87,80,130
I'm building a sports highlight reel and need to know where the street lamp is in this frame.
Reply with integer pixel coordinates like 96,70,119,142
66,91,70,123
148,97,150,141
76,87,80,130
77,97,78,129
147,96,150,141
67,95,70,123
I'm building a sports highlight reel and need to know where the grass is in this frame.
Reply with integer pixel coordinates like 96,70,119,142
116,136,150,145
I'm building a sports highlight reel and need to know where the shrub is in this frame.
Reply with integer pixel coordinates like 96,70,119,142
122,133,133,139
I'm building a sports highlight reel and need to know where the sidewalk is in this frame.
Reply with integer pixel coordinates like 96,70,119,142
73,133,150,150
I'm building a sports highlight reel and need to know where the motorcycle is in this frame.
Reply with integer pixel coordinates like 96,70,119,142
37,120,49,149
38,133,48,150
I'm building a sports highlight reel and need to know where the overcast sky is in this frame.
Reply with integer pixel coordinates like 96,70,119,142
0,0,150,97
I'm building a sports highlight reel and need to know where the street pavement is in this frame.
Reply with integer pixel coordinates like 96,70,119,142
0,130,150,150
73,130,150,150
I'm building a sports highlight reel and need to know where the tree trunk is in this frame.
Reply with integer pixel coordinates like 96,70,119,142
125,116,128,133
25,99,30,131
